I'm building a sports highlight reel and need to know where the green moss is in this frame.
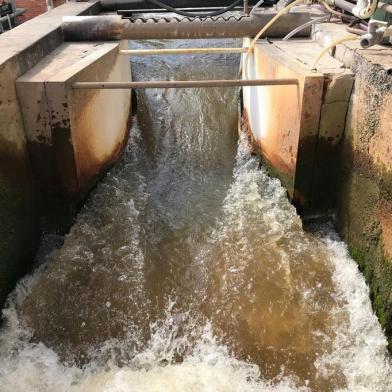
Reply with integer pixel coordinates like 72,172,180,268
349,246,364,265
380,168,392,202
349,243,392,352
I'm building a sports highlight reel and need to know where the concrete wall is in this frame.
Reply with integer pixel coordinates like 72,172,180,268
0,1,102,307
242,39,323,211
313,24,392,350
338,56,392,351
17,41,131,208
242,39,353,215
0,55,40,309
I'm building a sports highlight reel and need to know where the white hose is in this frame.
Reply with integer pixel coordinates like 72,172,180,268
242,0,362,78
250,0,265,15
311,35,359,69
243,0,306,79
282,15,330,41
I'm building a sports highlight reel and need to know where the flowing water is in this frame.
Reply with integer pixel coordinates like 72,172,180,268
0,39,391,391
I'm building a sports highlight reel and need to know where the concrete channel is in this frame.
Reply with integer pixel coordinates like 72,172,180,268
0,0,391,390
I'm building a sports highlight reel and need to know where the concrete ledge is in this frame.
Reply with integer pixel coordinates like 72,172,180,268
242,39,353,214
0,1,100,307
242,40,323,212
313,23,392,72
17,41,131,198
0,1,100,66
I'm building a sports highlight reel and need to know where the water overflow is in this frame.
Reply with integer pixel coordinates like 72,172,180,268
0,39,391,392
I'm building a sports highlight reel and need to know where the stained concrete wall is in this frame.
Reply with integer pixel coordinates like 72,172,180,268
242,39,323,211
0,56,39,311
17,41,131,207
69,45,131,193
0,1,103,307
339,59,392,350
313,23,392,350
242,39,353,215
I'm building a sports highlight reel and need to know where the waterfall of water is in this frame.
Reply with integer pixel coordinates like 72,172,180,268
0,39,390,392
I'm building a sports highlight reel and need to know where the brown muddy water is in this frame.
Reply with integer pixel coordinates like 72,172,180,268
0,39,391,392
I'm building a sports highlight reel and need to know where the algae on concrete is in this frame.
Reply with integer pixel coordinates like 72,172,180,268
335,49,392,351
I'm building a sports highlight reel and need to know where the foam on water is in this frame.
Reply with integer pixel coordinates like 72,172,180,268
0,289,308,392
1,134,391,392
315,234,392,391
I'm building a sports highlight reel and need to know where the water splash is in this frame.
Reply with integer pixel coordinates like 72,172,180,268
0,39,391,391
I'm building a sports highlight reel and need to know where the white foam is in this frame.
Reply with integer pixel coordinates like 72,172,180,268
0,311,309,392
1,135,391,392
315,232,392,391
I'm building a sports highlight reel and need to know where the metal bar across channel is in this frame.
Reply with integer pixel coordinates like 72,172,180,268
119,48,251,56
72,79,299,90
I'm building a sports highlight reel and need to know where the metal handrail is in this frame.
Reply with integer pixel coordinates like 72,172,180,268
119,47,251,55
72,79,299,89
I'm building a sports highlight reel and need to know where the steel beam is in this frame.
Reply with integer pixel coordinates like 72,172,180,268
72,79,299,89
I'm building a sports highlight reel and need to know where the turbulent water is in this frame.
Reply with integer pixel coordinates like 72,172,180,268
0,39,391,391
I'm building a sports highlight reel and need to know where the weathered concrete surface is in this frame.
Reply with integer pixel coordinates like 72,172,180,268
0,1,100,307
242,39,324,211
17,41,131,201
313,23,392,350
0,57,40,307
242,39,353,214
271,41,354,214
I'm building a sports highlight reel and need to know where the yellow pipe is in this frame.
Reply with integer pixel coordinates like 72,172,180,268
311,35,359,69
243,0,306,79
